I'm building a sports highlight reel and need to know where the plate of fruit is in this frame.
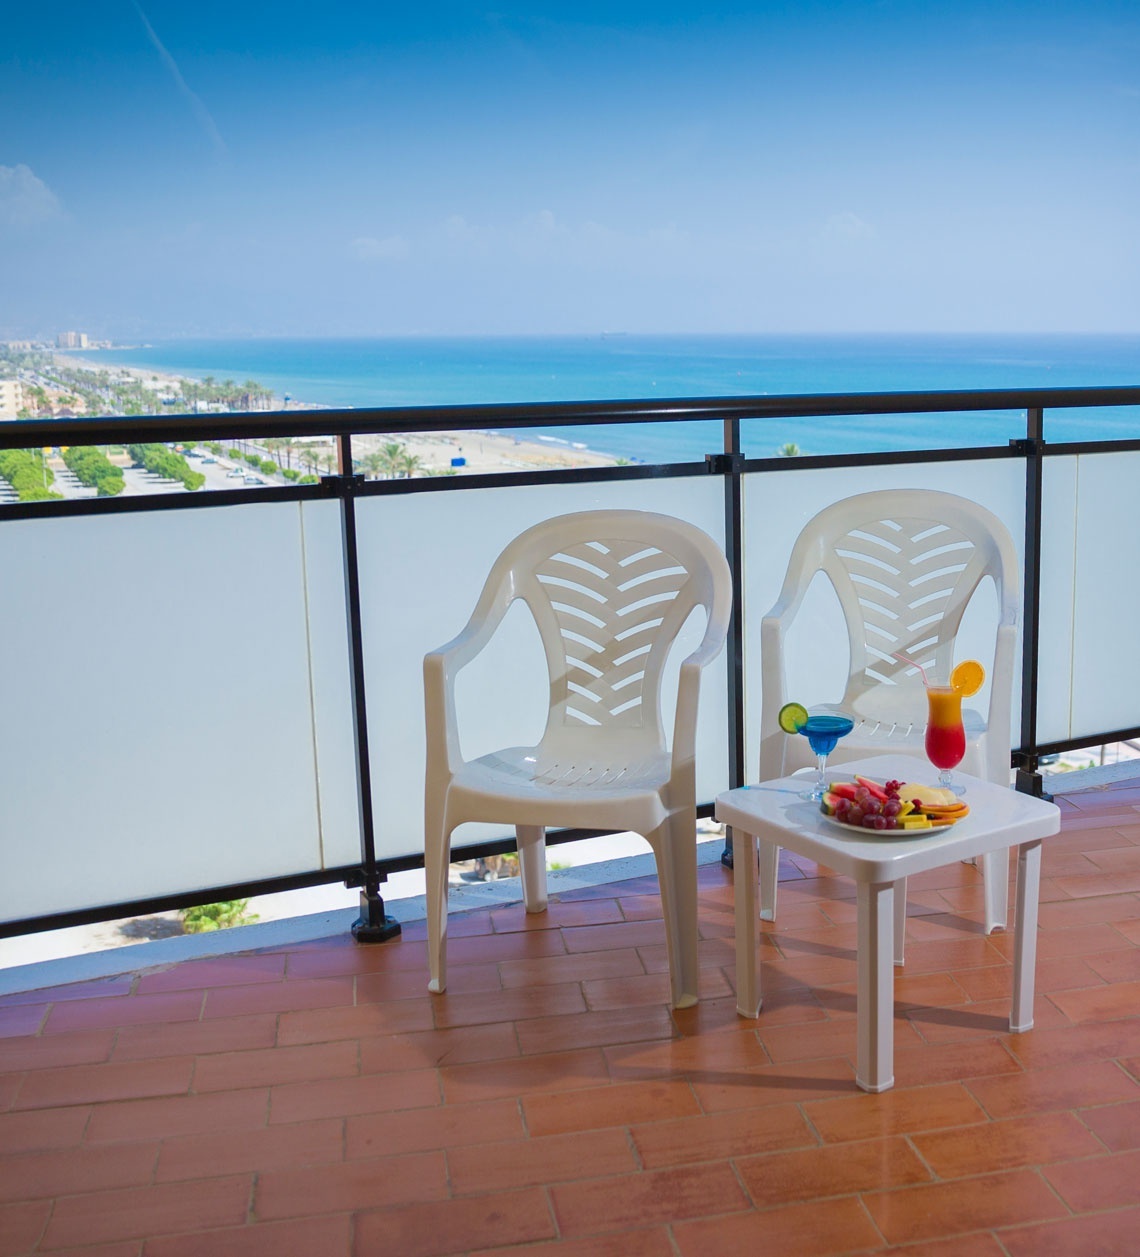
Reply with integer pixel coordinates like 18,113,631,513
819,776,969,837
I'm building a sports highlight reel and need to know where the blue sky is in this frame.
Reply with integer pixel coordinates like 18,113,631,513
3,1,1139,338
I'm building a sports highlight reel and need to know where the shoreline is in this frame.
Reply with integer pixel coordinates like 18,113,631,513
50,351,620,475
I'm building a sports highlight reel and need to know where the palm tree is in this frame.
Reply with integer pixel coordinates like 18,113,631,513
366,441,406,479
778,442,802,457
263,437,289,469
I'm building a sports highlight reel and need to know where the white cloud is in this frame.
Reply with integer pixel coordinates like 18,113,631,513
352,235,410,262
0,164,63,228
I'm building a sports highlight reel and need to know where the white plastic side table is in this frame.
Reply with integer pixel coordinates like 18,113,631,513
715,754,1060,1093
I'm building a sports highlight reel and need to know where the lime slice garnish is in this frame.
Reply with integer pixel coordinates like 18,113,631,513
778,702,809,734
951,659,985,697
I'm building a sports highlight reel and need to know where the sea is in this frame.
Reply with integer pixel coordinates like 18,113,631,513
83,334,1140,463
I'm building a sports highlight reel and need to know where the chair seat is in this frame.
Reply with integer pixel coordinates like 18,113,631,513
449,745,672,831
818,703,987,759
460,745,671,793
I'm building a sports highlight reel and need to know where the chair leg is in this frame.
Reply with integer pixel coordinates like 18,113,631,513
646,813,700,1010
425,800,452,994
516,825,548,913
759,841,780,921
982,848,1009,933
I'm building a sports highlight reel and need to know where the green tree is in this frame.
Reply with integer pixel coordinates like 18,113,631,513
127,443,205,491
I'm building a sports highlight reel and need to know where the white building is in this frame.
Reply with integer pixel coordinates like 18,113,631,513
0,379,23,417
56,331,88,349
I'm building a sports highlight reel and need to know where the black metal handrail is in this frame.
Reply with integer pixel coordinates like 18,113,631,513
3,383,1139,940
4,382,1140,450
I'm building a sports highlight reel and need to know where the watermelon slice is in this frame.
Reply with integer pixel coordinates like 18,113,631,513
828,781,858,801
854,775,889,802
819,791,843,816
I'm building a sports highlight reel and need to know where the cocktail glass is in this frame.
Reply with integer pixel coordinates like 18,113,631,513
799,713,855,802
924,684,966,795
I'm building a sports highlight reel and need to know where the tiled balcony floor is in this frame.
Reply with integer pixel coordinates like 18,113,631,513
3,780,1140,1256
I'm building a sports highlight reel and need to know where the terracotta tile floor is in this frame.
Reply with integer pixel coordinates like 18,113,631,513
3,779,1140,1255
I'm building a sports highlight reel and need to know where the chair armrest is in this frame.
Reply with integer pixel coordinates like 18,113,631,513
424,600,509,779
757,606,794,782
670,630,728,772
983,620,1018,782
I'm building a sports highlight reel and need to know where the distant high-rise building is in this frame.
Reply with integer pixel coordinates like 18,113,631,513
0,379,24,417
56,331,88,349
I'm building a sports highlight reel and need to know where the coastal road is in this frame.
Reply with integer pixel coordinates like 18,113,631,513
41,448,284,501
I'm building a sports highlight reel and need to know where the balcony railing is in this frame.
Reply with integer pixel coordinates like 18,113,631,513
3,385,1139,941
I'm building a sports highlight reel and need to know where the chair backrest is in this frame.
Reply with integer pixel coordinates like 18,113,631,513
487,510,730,749
780,489,1019,717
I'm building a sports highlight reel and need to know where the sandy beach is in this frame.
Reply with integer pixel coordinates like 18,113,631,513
51,352,619,475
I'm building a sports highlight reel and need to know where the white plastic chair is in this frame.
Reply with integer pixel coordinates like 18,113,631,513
424,509,732,1008
758,489,1019,935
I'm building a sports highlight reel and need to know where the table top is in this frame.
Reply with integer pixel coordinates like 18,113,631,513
715,754,1061,882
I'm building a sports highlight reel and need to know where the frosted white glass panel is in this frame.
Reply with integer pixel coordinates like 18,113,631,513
297,504,365,868
1069,452,1140,740
355,477,729,858
0,500,358,924
1036,459,1078,745
741,460,1026,778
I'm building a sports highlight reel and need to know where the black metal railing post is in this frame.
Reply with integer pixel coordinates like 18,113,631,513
708,419,747,868
330,434,401,941
1014,407,1051,798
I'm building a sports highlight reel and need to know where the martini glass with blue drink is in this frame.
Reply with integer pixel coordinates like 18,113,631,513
779,703,856,802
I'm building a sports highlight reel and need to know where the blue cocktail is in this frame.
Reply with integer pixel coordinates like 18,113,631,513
799,713,855,801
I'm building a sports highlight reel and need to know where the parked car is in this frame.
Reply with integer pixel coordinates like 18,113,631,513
243,475,264,485
226,468,244,478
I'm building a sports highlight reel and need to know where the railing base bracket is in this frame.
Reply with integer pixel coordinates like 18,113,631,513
352,916,401,943
352,889,402,943
1015,768,1053,802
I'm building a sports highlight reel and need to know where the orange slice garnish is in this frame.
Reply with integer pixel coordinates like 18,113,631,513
951,659,985,697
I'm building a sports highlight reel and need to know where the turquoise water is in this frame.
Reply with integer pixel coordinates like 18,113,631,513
84,334,1140,461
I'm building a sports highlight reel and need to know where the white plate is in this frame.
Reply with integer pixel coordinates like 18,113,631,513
816,811,959,840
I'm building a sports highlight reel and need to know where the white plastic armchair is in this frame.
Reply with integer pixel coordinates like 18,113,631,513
424,510,732,1009
758,489,1019,934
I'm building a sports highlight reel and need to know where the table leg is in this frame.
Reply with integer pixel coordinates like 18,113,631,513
1011,839,1042,1033
856,880,895,1093
733,828,762,1018
759,838,779,922
893,876,907,967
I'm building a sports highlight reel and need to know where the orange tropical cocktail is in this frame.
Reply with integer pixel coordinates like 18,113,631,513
924,686,966,773
923,659,984,795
